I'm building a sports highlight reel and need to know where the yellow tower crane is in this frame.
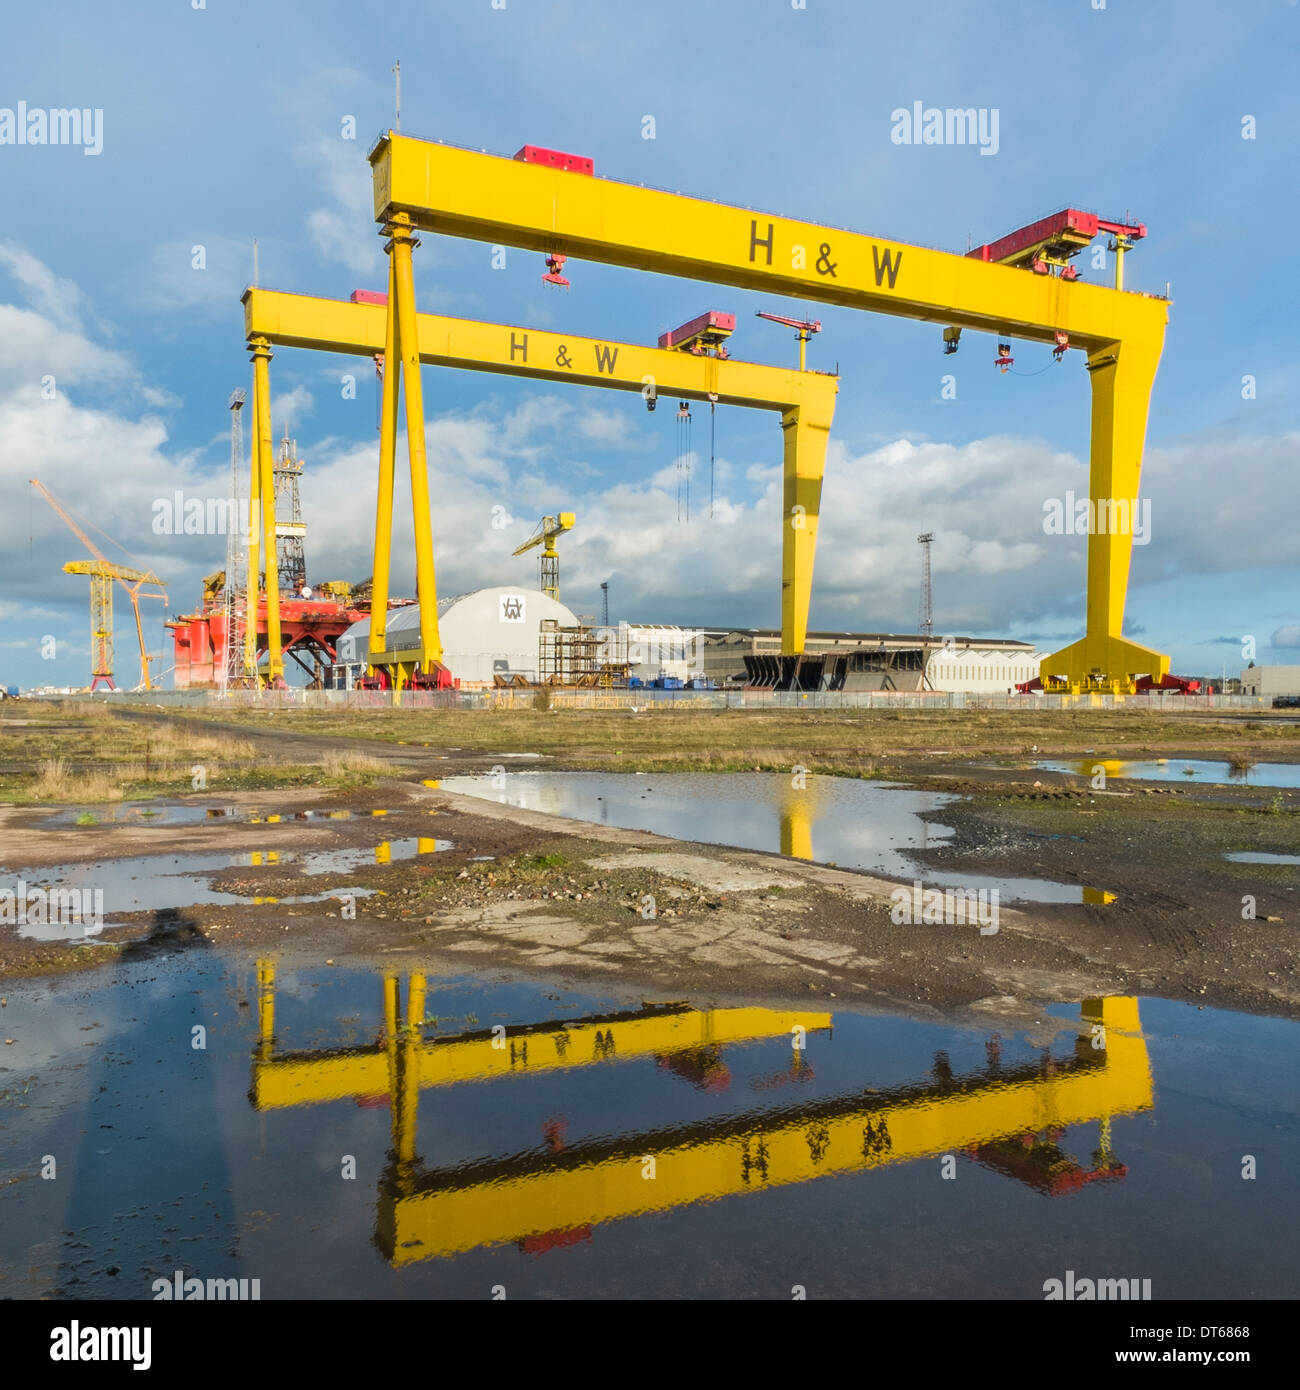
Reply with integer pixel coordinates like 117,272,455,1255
31,480,167,691
62,560,165,692
512,512,575,601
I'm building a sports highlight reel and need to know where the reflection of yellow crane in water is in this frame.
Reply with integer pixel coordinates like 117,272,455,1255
780,781,817,860
250,965,1151,1264
778,782,1117,902
512,513,575,603
31,479,166,690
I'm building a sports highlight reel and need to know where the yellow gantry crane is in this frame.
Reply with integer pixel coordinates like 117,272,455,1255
241,287,837,690
31,480,167,691
513,512,575,601
368,133,1172,693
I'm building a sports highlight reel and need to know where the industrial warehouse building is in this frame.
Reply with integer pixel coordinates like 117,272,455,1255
329,587,580,688
1239,665,1300,697
695,629,1041,692
328,601,1042,693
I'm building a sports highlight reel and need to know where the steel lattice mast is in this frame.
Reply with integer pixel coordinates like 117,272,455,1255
221,389,247,691
917,532,934,638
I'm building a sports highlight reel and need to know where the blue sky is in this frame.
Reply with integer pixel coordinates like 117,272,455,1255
1,0,1297,688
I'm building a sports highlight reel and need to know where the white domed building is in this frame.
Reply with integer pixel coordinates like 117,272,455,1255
329,586,580,688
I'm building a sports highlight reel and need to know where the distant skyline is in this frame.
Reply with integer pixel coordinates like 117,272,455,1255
1,0,1296,687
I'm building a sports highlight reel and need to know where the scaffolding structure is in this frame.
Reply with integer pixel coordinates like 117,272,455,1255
539,621,629,687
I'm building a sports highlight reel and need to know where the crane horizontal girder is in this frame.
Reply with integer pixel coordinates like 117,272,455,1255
63,559,162,585
512,512,574,558
371,135,1168,352
243,288,834,414
369,133,1173,691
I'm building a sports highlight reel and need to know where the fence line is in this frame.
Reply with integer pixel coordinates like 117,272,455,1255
53,689,1273,713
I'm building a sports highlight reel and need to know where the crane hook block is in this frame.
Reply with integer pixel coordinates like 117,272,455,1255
542,252,570,288
995,341,1014,372
942,326,961,355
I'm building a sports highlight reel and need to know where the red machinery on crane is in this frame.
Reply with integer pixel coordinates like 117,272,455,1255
949,209,1148,368
966,208,1146,282
755,310,822,371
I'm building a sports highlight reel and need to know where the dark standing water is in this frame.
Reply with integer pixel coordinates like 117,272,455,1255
0,957,1293,1299
1037,758,1300,788
6,837,452,937
441,771,1108,904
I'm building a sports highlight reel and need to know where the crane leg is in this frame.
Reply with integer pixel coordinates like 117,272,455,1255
250,338,282,686
388,215,444,678
780,404,833,656
1042,337,1168,693
370,249,401,673
256,959,276,1056
245,367,261,683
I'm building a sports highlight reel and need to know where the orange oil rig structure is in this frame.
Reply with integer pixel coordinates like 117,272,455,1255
167,422,376,689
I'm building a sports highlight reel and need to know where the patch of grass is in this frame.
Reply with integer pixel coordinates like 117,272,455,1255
174,704,1300,775
28,758,124,803
316,750,390,780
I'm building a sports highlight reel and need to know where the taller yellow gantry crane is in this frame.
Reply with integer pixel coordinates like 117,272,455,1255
242,288,837,690
368,134,1172,694
31,480,166,691
513,512,575,601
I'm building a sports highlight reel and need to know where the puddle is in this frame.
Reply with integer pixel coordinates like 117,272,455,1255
1037,758,1300,788
1224,852,1300,866
1,839,450,939
0,960,1293,1298
46,805,365,828
442,772,1105,905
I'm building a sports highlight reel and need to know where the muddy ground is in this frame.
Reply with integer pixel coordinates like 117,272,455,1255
2,723,1296,1025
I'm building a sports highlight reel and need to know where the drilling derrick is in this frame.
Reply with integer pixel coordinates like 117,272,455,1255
273,430,308,596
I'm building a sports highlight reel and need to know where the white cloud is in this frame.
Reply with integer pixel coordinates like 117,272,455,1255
576,406,635,447
0,243,99,334
274,385,316,431
298,134,381,277
0,306,131,400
